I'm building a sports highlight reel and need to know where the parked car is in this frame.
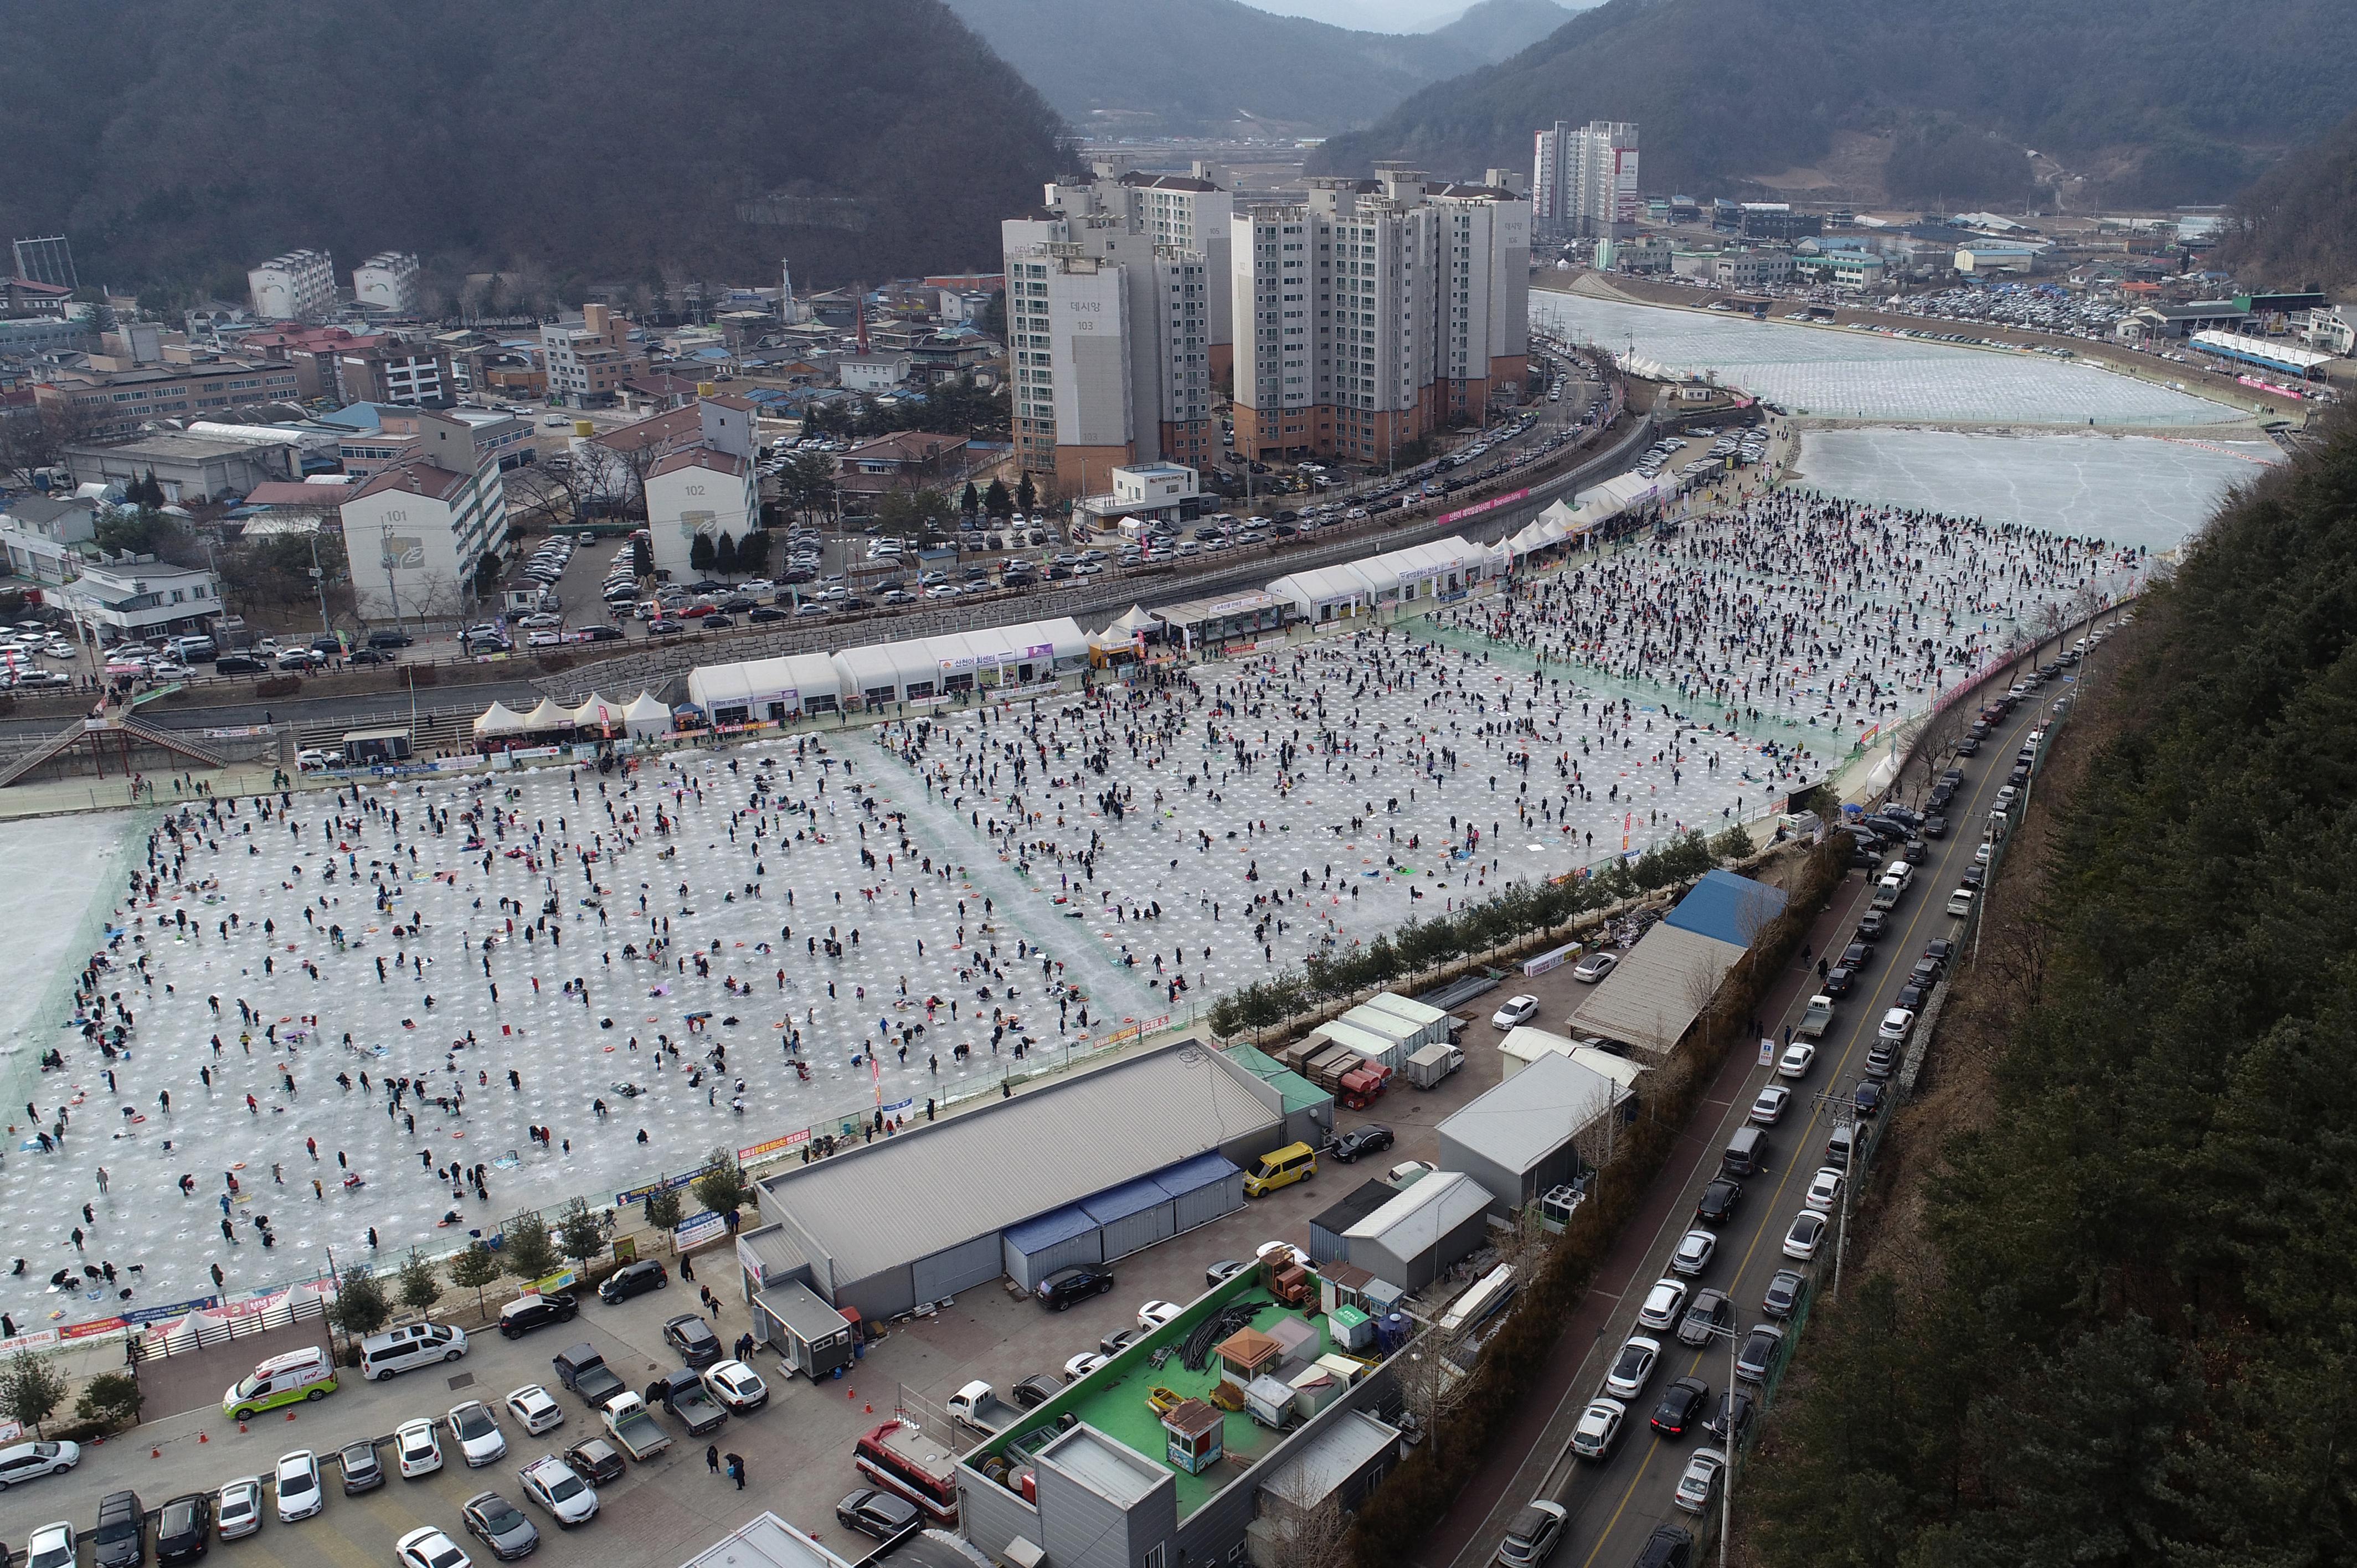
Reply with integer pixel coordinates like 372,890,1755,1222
518,1454,599,1526
154,1492,213,1565
835,1488,920,1544
598,1260,667,1304
1491,994,1541,1029
661,1313,723,1370
1037,1263,1114,1310
273,1451,323,1522
395,1527,474,1568
499,1292,578,1338
0,1440,79,1492
1329,1123,1394,1162
460,1492,540,1561
337,1440,384,1493
1571,951,1619,983
1495,1499,1567,1567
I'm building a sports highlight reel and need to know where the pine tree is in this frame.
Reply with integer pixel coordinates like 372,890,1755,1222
689,533,717,574
1015,472,1037,514
961,480,981,515
714,532,739,575
984,477,1012,518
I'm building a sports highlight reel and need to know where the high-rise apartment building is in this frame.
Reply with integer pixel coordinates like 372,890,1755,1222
1532,121,1639,239
247,249,338,321
353,252,422,314
1230,166,1529,467
1002,161,1231,494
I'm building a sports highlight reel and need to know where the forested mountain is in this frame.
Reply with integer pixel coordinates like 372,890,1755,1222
1313,0,2357,207
943,0,1489,137
1426,0,1575,64
0,0,1069,308
2214,106,2357,295
1748,414,2357,1566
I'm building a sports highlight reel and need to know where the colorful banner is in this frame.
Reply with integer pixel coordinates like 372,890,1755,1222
61,1316,126,1340
1435,487,1531,529
614,1170,697,1207
674,1211,728,1251
124,1296,220,1327
736,1128,810,1164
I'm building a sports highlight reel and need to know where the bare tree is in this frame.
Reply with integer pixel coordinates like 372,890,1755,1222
1260,1470,1358,1568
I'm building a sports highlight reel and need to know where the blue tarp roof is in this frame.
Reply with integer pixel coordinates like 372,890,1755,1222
1082,1175,1172,1225
1153,1152,1239,1199
1002,1204,1096,1254
1663,868,1789,949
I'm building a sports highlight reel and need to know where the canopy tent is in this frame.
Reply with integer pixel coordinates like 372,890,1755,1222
522,697,572,733
1269,563,1383,623
622,691,671,740
686,653,845,719
1109,605,1155,636
568,692,625,732
834,617,1087,705
472,701,527,738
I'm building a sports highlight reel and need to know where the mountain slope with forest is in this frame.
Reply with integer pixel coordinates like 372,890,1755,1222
2214,105,2357,295
1426,0,1575,64
944,0,1489,137
0,0,1069,307
1313,0,2357,205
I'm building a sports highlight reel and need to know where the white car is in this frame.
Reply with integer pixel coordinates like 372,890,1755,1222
395,1419,445,1478
1783,1210,1828,1261
1670,1229,1716,1277
505,1384,565,1436
1138,1300,1181,1332
1673,1448,1727,1514
1255,1240,1310,1268
702,1359,769,1412
1571,951,1619,983
1569,1396,1627,1461
1636,1278,1689,1332
22,1523,75,1568
217,1476,265,1539
518,1454,599,1526
1804,1167,1845,1214
1603,1335,1660,1399
1063,1352,1108,1383
1749,1084,1790,1124
1879,1008,1915,1042
396,1525,475,1568
1491,994,1541,1029
447,1400,507,1467
0,1439,79,1489
274,1449,323,1521
1777,1040,1816,1079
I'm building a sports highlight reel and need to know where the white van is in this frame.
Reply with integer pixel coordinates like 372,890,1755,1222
358,1322,468,1381
222,1345,338,1417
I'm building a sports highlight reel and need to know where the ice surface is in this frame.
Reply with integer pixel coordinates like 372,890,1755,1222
0,492,2145,1317
1789,429,2277,554
1531,295,2246,428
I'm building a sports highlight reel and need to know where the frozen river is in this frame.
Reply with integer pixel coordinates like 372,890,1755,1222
1531,292,2245,429
1789,428,2277,554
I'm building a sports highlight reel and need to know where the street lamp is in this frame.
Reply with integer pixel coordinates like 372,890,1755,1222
1686,1317,1742,1568
1809,1087,1860,1301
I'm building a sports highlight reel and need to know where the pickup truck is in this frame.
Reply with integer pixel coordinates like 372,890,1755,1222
647,1368,727,1437
948,1380,1022,1438
1794,996,1835,1041
1870,876,1904,912
600,1392,673,1461
552,1344,625,1410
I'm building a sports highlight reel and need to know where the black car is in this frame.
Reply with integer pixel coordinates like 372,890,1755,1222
1330,1124,1394,1163
836,1487,921,1544
1761,1270,1808,1321
699,614,735,630
578,625,624,642
462,1491,542,1561
338,1440,385,1493
1894,983,1927,1011
1960,865,1986,891
1924,939,1955,966
1922,814,1948,839
1910,957,1944,987
1705,1389,1755,1443
1650,1375,1710,1438
1633,1524,1695,1568
662,1312,723,1369
347,647,397,666
92,1490,145,1568
598,1259,667,1304
1956,736,1981,756
1695,1179,1742,1224
155,1492,212,1564
748,607,790,623
1880,806,1921,828
1853,1080,1885,1119
1901,837,1928,864
500,1291,579,1338
1926,783,1955,811
562,1439,626,1486
1840,942,1873,969
1823,963,1857,996
1011,1374,1064,1410
214,654,268,674
2007,765,2030,788
367,630,415,649
1037,1262,1115,1311
721,595,758,612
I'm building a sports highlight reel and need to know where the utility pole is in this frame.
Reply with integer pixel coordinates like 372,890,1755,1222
1808,1087,1859,1302
1690,1317,1742,1568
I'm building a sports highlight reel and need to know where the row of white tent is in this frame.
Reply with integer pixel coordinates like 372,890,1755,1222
1265,534,1505,624
1504,474,1671,556
474,690,671,740
682,616,1095,723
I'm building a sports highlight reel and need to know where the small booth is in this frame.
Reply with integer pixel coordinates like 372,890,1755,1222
752,1279,857,1379
1162,1397,1225,1476
472,701,528,751
622,691,671,741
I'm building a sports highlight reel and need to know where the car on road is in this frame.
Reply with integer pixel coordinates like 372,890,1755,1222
1854,909,1887,941
1330,1123,1394,1162
662,1313,723,1369
1494,1499,1567,1567
155,1492,213,1564
1492,994,1541,1029
1670,1229,1716,1277
1604,1334,1661,1399
1735,1324,1784,1384
1804,1167,1845,1214
1923,814,1948,838
216,1477,264,1540
1695,1178,1742,1224
1749,1084,1789,1124
1571,951,1619,983
1569,1397,1628,1461
506,1385,565,1436
461,1492,540,1561
397,1419,445,1478
1636,1278,1689,1331
1706,1389,1756,1444
396,1525,474,1568
518,1454,599,1527
1038,1262,1115,1310
1762,1270,1809,1321
1777,1040,1816,1079
1783,1211,1827,1261
1854,1080,1885,1120
274,1450,323,1522
1674,1449,1727,1514
702,1360,769,1413
338,1440,385,1493
836,1487,922,1544
1650,1375,1710,1439
598,1259,667,1303
0,1440,79,1491
1677,1288,1733,1349
1823,962,1857,996
447,1401,507,1467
